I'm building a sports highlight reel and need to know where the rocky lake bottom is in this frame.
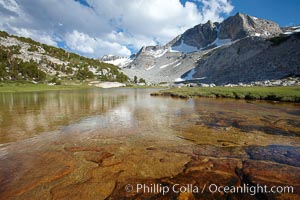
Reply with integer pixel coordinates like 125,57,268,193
0,88,299,199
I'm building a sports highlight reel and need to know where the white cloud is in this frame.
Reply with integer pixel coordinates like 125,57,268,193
9,27,57,46
65,30,131,56
199,0,234,22
87,0,204,43
0,0,234,58
0,0,20,14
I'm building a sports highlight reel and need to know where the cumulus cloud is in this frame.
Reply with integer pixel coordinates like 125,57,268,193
65,30,131,56
199,0,234,22
9,27,58,46
0,0,234,57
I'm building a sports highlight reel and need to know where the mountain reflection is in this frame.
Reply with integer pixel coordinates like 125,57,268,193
0,89,128,143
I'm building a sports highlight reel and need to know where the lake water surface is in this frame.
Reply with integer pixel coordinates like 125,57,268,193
0,88,299,199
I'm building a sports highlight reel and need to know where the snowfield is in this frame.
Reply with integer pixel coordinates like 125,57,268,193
170,39,198,53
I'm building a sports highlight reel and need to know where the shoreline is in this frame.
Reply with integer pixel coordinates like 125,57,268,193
0,82,93,93
150,86,300,103
0,81,168,93
2,83,300,103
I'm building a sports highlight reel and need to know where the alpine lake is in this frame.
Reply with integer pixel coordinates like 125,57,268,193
0,88,299,199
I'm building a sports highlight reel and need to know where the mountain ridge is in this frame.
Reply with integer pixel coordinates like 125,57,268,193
122,12,300,84
1,12,299,85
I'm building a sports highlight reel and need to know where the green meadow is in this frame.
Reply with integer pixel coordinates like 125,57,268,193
151,86,300,102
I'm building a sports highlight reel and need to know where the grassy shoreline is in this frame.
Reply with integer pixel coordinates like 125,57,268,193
150,86,300,103
0,82,166,93
0,82,92,93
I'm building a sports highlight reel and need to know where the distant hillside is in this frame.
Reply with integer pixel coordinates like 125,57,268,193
99,54,134,68
0,31,128,84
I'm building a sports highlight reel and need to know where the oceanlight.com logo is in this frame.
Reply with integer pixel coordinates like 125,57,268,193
124,183,294,196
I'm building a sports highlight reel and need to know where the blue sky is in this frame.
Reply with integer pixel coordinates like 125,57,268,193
231,0,300,26
179,0,300,26
0,0,299,58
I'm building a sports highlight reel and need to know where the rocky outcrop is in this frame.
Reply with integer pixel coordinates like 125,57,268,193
193,33,300,84
123,50,210,83
0,31,128,82
169,12,282,51
169,20,220,49
124,13,288,83
218,12,282,40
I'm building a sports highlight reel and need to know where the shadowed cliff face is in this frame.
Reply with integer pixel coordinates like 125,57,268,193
193,33,300,84
0,89,299,199
171,20,220,49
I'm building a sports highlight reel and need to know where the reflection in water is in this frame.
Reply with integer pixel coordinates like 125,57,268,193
0,89,128,143
0,88,299,199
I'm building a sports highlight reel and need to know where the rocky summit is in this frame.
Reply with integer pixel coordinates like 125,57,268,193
168,12,282,50
121,13,299,84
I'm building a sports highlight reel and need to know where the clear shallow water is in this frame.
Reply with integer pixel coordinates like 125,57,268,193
0,89,129,143
0,88,299,199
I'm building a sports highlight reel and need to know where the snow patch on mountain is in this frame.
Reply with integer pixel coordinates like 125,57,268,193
175,68,196,82
170,39,198,53
100,54,132,68
159,60,178,69
283,25,300,35
104,57,132,67
184,68,196,80
211,38,232,47
173,62,182,68
144,48,168,58
146,65,156,71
